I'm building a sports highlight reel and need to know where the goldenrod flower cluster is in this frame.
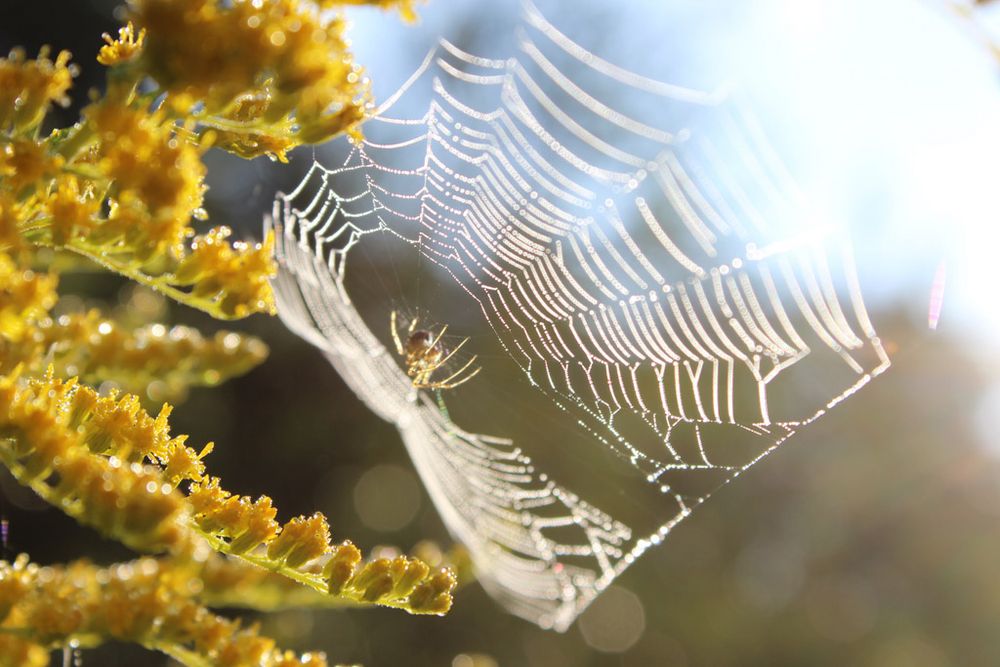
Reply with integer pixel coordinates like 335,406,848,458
0,251,57,342
196,540,470,612
0,1,462,664
0,47,75,135
187,481,457,614
0,369,201,553
0,349,455,661
0,249,267,395
2,0,415,320
0,555,332,667
0,367,454,598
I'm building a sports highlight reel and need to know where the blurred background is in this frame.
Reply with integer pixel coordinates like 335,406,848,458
2,0,1000,665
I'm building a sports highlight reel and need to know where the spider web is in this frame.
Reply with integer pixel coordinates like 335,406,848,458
267,2,890,631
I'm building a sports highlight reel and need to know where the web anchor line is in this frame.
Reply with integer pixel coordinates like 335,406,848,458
269,2,890,631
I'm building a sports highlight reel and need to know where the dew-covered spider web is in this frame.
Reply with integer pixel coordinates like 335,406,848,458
267,1,891,631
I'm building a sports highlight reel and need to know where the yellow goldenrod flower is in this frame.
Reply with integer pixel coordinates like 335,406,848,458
324,541,364,594
0,139,64,194
184,468,455,613
0,251,57,342
0,47,76,134
131,0,368,142
45,175,99,246
0,370,199,553
35,311,269,400
0,253,270,394
0,364,455,614
0,554,332,666
266,512,332,568
86,101,206,221
174,227,277,318
96,198,191,263
0,192,25,251
227,495,280,554
97,22,147,66
211,128,296,162
160,439,214,485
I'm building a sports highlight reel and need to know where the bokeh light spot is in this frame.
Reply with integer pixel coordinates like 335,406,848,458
577,585,646,653
451,653,498,667
352,464,421,532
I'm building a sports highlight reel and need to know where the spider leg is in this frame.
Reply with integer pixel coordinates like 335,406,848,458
390,310,404,356
428,325,449,350
426,335,468,371
428,355,481,389
407,315,419,335
426,369,481,390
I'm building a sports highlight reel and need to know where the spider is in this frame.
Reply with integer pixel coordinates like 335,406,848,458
390,311,481,390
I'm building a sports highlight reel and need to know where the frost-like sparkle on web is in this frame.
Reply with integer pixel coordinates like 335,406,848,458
268,2,890,631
